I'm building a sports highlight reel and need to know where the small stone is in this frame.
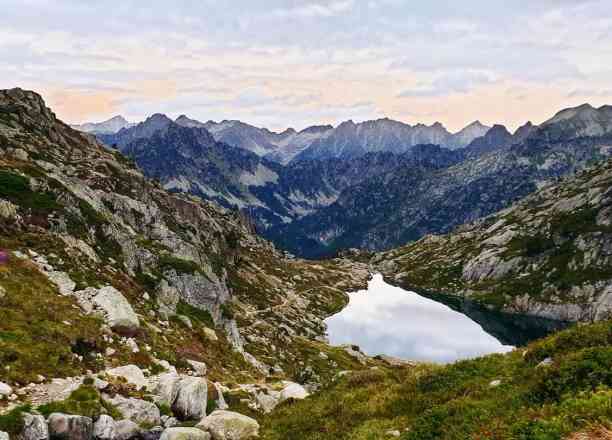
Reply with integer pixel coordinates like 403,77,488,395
489,380,502,387
202,328,218,341
0,431,8,440
279,382,309,402
114,420,140,440
0,382,12,396
164,418,179,428
160,427,210,440
105,347,116,357
537,357,553,368
386,430,401,437
176,315,192,329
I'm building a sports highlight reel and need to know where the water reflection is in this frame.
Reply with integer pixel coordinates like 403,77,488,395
325,274,514,363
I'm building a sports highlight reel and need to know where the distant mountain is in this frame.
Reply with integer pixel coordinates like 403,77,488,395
449,121,490,149
264,103,612,257
71,115,134,134
463,124,514,157
293,118,453,161
98,113,173,147
98,103,612,259
174,115,488,162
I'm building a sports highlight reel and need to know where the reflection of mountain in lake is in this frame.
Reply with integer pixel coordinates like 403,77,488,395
325,274,514,363
414,290,569,347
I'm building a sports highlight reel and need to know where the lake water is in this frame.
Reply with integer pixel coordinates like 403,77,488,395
325,274,515,363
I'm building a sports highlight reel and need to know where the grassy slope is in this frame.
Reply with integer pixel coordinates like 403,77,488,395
259,321,612,440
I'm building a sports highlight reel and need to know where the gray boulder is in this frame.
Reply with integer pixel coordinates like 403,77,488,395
106,395,161,426
106,365,147,390
92,286,139,333
196,411,259,440
21,413,49,440
47,413,93,440
113,420,140,440
0,431,9,440
172,378,207,420
159,428,210,440
92,415,115,440
153,373,181,406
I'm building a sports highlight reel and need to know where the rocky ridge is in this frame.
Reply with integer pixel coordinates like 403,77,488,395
374,158,612,322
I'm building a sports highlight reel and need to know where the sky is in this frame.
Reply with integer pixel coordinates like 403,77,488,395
2,0,612,132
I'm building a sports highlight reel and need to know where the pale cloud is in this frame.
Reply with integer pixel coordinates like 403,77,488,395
0,0,611,132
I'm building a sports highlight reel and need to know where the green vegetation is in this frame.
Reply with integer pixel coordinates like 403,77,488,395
0,405,31,435
175,300,215,327
0,170,58,214
259,321,612,440
0,255,105,383
37,384,122,420
158,254,202,276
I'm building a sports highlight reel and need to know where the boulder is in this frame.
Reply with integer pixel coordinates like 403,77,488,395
92,415,115,440
106,395,161,426
279,382,309,403
21,413,49,440
113,420,140,440
196,411,259,440
47,413,93,440
106,365,147,389
0,431,8,440
160,428,211,440
186,360,207,376
0,382,12,397
172,377,208,420
92,286,139,333
153,373,181,405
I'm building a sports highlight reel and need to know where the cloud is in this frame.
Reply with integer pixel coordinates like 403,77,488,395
398,71,496,98
270,0,355,19
1,0,610,132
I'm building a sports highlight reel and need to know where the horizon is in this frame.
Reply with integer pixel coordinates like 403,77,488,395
69,100,600,136
3,1,612,132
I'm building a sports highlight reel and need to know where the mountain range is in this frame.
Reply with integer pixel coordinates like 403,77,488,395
90,103,612,258
90,114,491,162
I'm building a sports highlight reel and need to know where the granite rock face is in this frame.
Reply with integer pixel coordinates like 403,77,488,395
376,158,612,322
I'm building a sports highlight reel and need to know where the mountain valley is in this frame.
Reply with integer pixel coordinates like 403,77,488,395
0,88,610,440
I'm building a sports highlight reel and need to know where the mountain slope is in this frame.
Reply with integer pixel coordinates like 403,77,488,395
260,321,612,439
0,88,371,398
375,157,612,322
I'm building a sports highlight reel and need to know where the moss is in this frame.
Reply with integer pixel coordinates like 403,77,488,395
0,405,31,436
37,385,119,419
175,301,215,328
0,170,59,214
158,254,202,276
